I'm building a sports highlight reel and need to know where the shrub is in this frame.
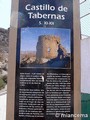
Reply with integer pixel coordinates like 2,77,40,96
2,75,7,83
0,78,5,90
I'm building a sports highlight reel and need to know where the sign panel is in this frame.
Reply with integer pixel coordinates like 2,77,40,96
7,0,81,120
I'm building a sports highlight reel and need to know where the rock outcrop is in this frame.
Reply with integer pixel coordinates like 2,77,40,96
0,28,9,53
0,28,9,69
36,35,60,63
0,28,9,89
57,44,68,59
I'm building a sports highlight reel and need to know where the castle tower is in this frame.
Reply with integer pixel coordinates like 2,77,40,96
36,35,60,63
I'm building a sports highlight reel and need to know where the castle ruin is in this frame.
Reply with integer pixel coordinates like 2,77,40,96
36,35,60,63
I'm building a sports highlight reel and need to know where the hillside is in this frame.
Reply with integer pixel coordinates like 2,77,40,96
0,28,9,53
0,28,9,90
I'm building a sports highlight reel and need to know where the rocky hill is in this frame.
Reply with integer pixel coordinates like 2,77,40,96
0,28,9,53
0,28,9,90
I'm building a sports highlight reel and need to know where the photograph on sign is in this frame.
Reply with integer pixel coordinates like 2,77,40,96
20,28,71,68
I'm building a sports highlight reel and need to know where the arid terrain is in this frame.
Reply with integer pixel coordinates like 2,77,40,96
0,28,8,90
20,51,36,64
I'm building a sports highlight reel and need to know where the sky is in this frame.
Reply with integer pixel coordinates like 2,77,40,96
80,0,90,36
21,28,70,53
0,0,11,29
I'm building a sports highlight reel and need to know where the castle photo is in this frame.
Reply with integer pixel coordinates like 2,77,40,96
20,28,71,68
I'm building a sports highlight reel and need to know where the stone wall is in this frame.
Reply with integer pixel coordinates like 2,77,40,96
36,35,60,61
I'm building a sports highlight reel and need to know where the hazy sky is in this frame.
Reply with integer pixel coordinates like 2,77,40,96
80,0,90,36
21,28,71,53
0,0,11,29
